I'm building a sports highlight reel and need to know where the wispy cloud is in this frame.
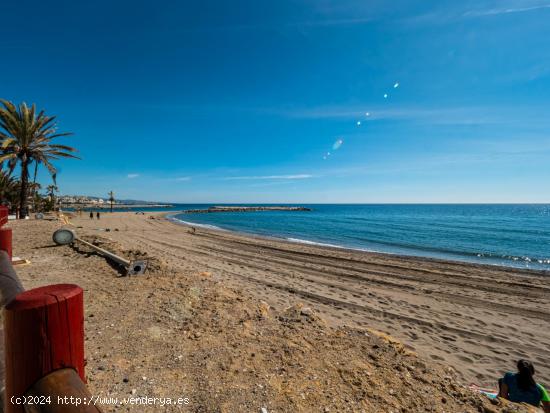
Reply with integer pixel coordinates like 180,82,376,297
402,1,550,26
464,2,550,17
247,181,297,188
127,173,140,179
174,176,192,182
279,105,501,125
222,174,313,181
278,104,550,126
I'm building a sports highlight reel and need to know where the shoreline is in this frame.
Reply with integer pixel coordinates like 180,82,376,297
165,211,550,276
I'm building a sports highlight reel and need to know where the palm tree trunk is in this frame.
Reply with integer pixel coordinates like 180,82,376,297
19,156,29,219
32,161,38,211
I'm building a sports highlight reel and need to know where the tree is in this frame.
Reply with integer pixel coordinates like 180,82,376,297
108,191,115,213
28,181,42,211
46,184,58,204
0,170,20,210
0,100,78,218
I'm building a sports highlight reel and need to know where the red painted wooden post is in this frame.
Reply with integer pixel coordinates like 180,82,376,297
0,206,7,226
3,284,85,413
0,227,13,259
0,206,11,259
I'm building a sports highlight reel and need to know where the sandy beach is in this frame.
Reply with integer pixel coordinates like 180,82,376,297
7,211,549,412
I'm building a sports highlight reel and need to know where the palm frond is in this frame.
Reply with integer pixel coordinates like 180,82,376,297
0,99,78,214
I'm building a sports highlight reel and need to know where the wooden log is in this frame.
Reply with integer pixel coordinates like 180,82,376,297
23,368,102,413
4,285,85,413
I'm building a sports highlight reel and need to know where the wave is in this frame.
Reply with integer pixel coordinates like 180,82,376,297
168,216,225,231
285,237,392,255
286,237,549,267
286,238,352,250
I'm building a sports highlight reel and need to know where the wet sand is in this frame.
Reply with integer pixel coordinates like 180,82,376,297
67,211,550,387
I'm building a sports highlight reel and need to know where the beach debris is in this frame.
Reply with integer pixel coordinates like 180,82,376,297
11,257,30,266
258,301,271,318
261,408,268,413
52,228,148,275
279,303,324,325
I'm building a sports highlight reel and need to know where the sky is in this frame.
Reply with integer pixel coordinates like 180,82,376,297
2,0,550,203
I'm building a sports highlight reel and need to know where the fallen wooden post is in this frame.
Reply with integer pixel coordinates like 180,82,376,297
23,369,101,413
52,229,147,276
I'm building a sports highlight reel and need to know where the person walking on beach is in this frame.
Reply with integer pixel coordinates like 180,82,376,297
498,360,550,412
89,211,93,219
96,211,100,220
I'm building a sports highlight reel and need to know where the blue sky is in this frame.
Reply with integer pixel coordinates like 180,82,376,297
2,0,550,203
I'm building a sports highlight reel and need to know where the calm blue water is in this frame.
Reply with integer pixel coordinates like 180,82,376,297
166,204,550,271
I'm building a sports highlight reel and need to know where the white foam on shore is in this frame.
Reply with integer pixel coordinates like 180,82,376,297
168,216,226,231
286,237,344,249
287,237,403,257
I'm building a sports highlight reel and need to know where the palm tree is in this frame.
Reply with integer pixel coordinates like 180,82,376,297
28,181,42,211
0,170,20,209
46,184,58,203
0,100,78,218
108,191,115,213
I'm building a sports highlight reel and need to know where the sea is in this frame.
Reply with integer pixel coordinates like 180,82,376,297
100,204,550,271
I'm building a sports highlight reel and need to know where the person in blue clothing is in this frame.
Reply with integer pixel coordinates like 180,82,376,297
499,360,550,412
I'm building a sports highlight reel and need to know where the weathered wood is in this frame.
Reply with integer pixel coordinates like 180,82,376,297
0,229,12,261
4,285,84,413
0,207,12,261
0,207,8,227
23,369,102,413
0,251,24,413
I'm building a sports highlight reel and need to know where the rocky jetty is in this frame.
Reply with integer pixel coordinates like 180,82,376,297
184,206,311,213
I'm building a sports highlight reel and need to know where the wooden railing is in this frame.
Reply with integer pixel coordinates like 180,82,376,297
0,208,102,412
